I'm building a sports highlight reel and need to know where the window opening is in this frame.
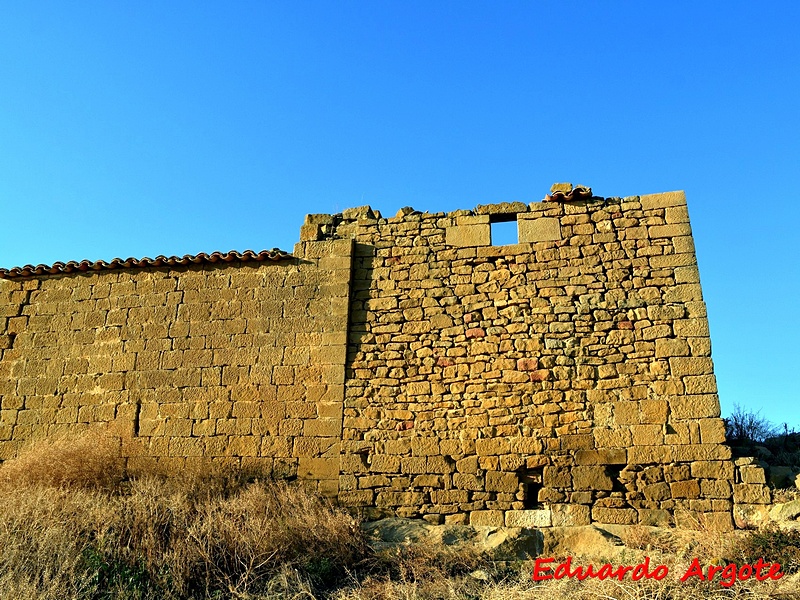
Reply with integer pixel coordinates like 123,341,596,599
489,213,518,246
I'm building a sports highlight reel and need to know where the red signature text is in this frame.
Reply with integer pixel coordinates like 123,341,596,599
532,556,784,587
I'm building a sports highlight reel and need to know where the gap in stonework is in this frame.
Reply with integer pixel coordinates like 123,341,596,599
490,217,518,246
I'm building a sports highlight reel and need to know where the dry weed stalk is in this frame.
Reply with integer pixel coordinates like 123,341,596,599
1,431,797,599
0,428,124,489
0,431,368,599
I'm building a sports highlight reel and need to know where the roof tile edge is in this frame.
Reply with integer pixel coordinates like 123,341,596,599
0,249,293,279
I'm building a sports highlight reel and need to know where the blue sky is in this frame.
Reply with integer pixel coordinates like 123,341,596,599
1,2,798,427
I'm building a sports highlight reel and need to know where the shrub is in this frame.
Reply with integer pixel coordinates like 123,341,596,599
724,404,779,445
0,429,124,489
734,526,800,575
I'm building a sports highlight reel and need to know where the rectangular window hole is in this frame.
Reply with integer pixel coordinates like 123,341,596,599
490,217,518,246
518,466,543,509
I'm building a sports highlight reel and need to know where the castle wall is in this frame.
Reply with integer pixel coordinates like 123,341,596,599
319,192,767,528
0,189,772,528
0,240,352,496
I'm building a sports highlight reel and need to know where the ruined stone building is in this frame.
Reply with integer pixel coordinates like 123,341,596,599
0,186,771,530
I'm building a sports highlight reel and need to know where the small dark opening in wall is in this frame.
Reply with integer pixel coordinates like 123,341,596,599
518,466,543,509
489,214,518,246
606,465,628,494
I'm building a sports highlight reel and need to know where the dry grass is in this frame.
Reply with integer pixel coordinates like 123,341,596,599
0,431,368,600
1,432,799,599
334,564,798,600
772,487,800,504
0,429,124,488
339,519,800,600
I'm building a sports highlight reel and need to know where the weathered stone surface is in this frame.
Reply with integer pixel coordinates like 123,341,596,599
542,525,626,558
550,183,573,194
739,465,767,484
342,205,375,220
670,480,701,499
505,509,552,528
572,467,613,491
670,396,721,420
733,484,771,505
638,509,673,527
446,224,491,247
655,338,690,358
769,500,800,522
475,202,528,215
0,188,760,529
574,449,626,465
733,504,770,528
485,471,519,492
551,504,591,526
640,190,687,210
518,216,562,243
469,510,504,527
484,528,544,560
691,460,734,480
673,444,731,462
643,482,671,501
590,507,638,525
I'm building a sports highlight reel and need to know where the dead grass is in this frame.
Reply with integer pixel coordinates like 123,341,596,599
0,429,124,489
334,566,797,600
1,432,799,599
772,487,800,504
0,431,368,599
620,524,679,555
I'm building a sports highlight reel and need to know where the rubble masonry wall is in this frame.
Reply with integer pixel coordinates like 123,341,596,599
0,190,771,529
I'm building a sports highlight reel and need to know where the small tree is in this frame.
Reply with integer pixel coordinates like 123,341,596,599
723,403,779,444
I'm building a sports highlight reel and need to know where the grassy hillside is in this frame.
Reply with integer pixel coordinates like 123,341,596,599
0,432,798,599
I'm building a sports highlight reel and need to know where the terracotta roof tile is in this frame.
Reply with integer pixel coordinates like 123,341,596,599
0,249,292,279
544,186,594,203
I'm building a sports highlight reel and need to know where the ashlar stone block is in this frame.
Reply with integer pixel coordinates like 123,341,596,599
551,504,591,526
572,466,613,491
518,216,562,243
470,510,504,527
639,190,687,210
446,216,491,248
505,509,552,527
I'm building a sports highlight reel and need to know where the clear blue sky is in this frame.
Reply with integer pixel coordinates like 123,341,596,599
1,2,798,428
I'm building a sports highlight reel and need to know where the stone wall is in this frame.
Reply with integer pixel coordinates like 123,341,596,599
0,188,772,528
0,240,352,496
307,190,769,529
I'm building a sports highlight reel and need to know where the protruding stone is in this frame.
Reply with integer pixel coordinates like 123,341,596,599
475,202,528,215
733,504,770,528
640,190,687,210
395,206,417,217
550,183,573,193
342,205,375,220
769,500,800,522
305,213,335,225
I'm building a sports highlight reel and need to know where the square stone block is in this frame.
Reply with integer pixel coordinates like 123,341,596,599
518,217,562,243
